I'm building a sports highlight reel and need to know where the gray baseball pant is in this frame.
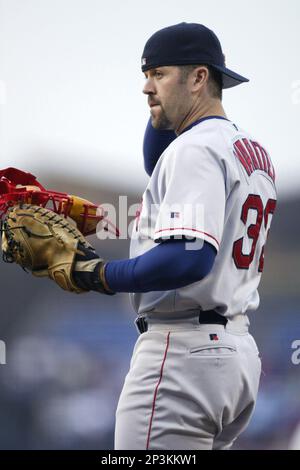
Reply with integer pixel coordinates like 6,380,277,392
114,314,261,450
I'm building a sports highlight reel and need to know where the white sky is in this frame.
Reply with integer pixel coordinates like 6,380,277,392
0,0,299,197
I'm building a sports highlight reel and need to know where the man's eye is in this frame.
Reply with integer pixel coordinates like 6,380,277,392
155,71,163,78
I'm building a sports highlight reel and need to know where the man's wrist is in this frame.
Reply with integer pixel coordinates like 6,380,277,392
72,258,116,295
97,262,115,295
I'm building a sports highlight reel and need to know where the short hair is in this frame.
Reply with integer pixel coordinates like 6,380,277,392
179,64,223,100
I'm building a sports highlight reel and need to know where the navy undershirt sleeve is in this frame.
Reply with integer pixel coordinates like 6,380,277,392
105,240,217,293
143,118,177,176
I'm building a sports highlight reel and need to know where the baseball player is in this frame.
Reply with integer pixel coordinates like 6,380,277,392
2,22,277,450
74,22,278,450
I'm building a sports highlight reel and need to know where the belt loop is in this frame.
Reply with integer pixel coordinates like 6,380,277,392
198,310,227,326
135,316,148,334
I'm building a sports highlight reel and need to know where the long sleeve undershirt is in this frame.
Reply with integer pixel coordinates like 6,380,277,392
104,239,216,293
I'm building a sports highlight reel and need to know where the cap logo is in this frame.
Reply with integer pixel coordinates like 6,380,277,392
142,58,147,66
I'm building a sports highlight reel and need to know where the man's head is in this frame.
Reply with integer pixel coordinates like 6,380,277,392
141,23,248,131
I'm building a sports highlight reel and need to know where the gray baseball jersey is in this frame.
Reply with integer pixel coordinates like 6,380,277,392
130,117,277,318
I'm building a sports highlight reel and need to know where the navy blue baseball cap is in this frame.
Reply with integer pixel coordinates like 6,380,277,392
141,22,249,89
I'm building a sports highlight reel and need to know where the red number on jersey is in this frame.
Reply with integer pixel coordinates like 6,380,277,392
258,198,277,272
233,195,276,271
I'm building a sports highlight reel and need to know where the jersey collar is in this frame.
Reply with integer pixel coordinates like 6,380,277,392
180,115,230,134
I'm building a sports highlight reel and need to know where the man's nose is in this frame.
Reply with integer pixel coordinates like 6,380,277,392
143,79,155,95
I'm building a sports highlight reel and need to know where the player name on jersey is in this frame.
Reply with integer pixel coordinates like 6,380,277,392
233,138,275,182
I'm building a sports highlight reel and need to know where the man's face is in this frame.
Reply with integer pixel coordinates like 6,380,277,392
143,66,192,131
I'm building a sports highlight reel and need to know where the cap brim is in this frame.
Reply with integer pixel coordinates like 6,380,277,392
212,64,249,89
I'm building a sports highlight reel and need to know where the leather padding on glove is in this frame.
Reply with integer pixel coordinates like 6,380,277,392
1,204,113,294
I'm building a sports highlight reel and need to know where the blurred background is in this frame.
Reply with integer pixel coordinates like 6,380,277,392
0,0,299,450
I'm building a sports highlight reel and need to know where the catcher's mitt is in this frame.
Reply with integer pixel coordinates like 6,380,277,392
1,204,113,294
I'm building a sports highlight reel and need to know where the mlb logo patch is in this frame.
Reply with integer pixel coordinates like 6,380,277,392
209,334,219,341
170,212,180,219
142,58,147,65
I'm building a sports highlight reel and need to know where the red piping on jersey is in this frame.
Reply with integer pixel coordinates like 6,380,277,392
154,227,220,248
146,331,171,450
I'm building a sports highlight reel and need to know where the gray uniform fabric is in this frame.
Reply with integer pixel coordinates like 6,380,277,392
115,314,261,450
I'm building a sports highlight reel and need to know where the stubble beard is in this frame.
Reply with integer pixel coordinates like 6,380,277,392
151,105,173,130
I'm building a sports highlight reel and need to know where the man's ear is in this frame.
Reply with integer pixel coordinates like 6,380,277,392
193,66,209,88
